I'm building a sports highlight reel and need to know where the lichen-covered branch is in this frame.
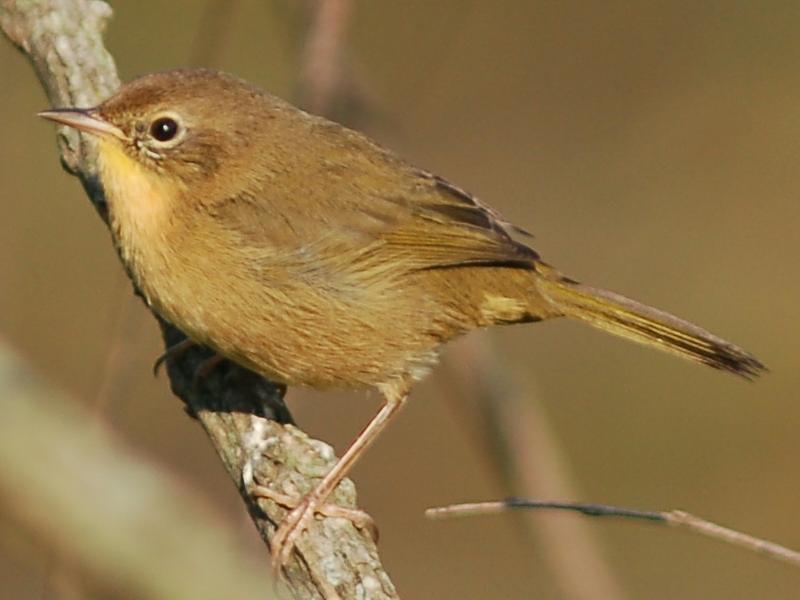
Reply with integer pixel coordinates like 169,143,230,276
0,1,397,597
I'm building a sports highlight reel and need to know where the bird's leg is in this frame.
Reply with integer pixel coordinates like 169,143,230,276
192,354,226,385
262,386,408,568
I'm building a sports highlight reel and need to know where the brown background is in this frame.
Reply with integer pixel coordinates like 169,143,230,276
1,1,798,598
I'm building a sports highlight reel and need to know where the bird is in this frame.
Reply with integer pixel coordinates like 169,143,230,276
39,68,764,567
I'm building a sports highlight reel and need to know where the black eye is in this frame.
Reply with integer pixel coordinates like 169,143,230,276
150,117,180,142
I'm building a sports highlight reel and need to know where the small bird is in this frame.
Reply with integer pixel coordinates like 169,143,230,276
40,68,764,566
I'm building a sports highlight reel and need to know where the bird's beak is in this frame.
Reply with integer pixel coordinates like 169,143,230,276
38,108,126,140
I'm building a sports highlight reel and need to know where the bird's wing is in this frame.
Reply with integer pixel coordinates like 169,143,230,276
371,170,539,271
206,120,538,275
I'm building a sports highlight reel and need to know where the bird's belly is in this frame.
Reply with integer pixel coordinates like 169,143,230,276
144,263,446,390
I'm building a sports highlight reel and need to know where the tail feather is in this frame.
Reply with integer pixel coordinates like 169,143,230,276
537,277,765,379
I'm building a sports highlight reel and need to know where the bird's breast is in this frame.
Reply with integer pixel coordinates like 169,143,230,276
96,139,196,313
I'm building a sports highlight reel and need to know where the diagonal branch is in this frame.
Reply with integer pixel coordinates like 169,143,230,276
0,1,398,598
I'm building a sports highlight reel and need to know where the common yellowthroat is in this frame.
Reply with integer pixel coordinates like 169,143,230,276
39,68,764,566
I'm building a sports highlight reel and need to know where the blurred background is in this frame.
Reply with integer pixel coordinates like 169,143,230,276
1,1,799,598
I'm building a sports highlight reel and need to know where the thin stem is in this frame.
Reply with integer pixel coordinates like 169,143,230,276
298,0,352,115
427,498,800,568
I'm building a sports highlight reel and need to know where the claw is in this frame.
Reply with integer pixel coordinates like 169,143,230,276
153,338,227,385
152,338,194,376
271,499,318,568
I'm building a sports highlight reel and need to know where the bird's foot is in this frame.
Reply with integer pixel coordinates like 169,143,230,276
250,485,377,569
153,338,227,385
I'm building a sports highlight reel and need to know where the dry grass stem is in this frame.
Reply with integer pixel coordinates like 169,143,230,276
298,0,352,115
427,498,800,568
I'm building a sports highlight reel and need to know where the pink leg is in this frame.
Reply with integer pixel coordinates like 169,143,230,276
263,385,408,567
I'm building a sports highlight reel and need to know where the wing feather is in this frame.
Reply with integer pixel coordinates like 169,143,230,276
206,117,539,275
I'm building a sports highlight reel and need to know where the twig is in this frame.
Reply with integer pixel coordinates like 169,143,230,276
89,274,140,413
297,0,352,115
0,1,398,597
427,498,800,568
442,337,627,600
190,0,239,67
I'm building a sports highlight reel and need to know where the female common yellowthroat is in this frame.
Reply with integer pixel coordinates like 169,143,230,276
39,68,763,565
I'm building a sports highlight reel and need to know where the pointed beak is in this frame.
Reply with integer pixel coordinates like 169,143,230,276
38,108,126,140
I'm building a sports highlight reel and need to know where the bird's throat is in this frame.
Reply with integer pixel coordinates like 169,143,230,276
95,138,182,290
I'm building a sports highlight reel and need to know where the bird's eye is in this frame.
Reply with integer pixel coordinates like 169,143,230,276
149,117,180,142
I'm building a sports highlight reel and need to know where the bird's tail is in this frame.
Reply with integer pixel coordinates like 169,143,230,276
535,269,765,379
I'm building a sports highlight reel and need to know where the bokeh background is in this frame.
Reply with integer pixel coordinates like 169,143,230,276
2,1,799,598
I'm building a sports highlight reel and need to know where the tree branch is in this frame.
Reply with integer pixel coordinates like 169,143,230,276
427,498,800,569
1,1,397,597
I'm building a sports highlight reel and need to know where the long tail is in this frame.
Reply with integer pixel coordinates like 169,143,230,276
535,272,765,379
